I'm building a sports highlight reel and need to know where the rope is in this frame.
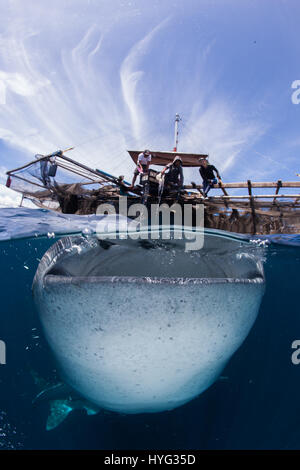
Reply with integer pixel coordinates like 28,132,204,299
254,151,294,175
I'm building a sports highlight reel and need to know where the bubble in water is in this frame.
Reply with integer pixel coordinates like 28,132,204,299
0,412,24,449
81,227,93,238
250,238,270,247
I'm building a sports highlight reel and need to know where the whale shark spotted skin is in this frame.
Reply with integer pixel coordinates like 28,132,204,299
32,228,265,414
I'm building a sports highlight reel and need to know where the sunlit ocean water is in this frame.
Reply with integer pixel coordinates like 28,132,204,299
0,207,300,450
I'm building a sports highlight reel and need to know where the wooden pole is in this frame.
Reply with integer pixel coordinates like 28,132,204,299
206,194,300,199
247,180,257,235
173,114,180,152
272,179,282,205
219,180,229,196
183,181,300,189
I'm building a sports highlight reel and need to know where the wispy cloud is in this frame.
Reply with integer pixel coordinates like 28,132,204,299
0,166,20,207
0,184,22,208
1,0,293,204
120,17,170,141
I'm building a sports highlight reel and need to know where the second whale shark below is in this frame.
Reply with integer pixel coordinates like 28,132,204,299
32,226,266,418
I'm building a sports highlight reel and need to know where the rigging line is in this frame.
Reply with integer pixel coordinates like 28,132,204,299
109,157,132,175
69,143,126,169
65,149,127,179
61,126,176,174
56,161,103,180
180,119,202,146
108,137,165,172
66,135,119,156
72,133,117,150
180,117,205,141
65,125,163,164
78,147,127,167
65,147,109,171
254,151,293,173
69,124,157,152
83,142,136,166
180,127,195,147
122,127,163,149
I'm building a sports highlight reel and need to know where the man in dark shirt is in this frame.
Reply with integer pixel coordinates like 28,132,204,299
199,158,221,197
161,156,184,189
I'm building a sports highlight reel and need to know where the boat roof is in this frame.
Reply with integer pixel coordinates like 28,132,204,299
127,150,208,167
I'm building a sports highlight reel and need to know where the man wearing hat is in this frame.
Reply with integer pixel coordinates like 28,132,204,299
131,149,152,188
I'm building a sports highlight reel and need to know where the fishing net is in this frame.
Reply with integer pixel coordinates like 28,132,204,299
6,154,122,212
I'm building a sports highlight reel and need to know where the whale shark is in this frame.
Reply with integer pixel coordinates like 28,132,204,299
32,227,265,414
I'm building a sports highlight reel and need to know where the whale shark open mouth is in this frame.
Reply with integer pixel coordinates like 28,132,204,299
32,228,265,414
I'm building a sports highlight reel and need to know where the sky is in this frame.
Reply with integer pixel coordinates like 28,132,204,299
0,0,300,207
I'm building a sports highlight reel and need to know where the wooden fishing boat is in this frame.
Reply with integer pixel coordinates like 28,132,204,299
5,116,300,235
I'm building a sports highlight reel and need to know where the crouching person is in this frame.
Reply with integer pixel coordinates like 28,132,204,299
160,156,184,193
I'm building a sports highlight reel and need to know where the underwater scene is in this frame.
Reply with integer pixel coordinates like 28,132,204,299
0,207,300,450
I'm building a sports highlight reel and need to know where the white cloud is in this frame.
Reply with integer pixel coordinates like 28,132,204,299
0,184,22,208
120,18,170,141
0,70,50,104
0,0,270,188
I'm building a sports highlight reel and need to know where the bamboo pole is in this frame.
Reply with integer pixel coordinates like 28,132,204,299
247,180,257,234
183,181,300,189
208,194,300,199
272,180,282,205
6,156,49,174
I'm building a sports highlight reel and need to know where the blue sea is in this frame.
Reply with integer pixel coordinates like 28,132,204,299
0,207,300,450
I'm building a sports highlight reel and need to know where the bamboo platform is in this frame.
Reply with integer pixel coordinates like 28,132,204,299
179,180,300,235
6,151,300,236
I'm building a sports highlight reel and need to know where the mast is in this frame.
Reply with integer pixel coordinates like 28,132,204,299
173,113,181,152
